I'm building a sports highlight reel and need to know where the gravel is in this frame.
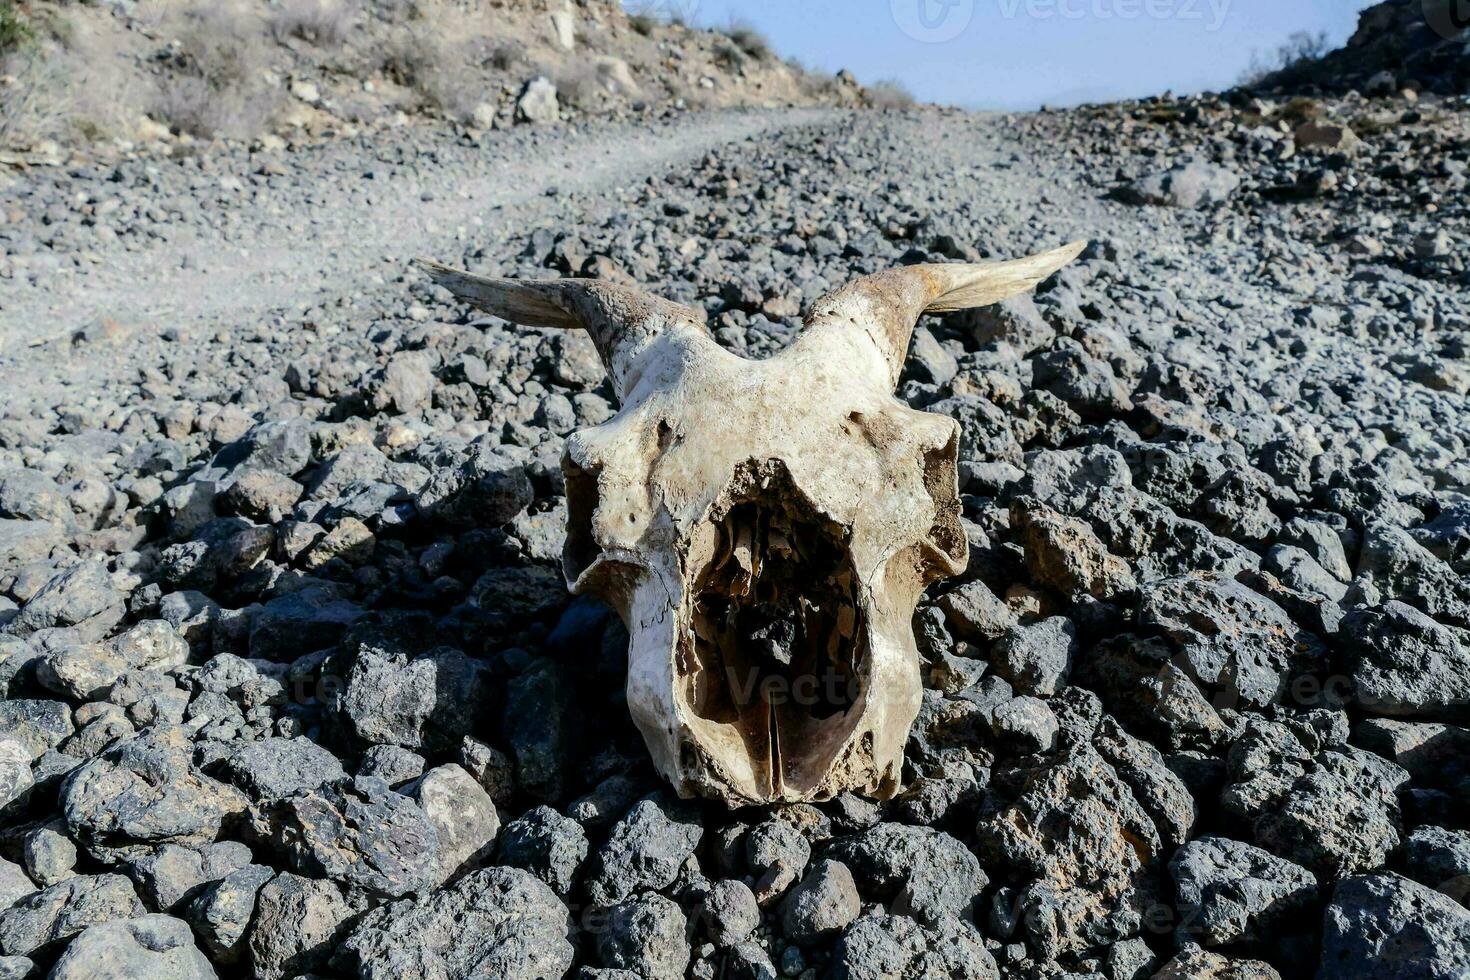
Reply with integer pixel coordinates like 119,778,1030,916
0,14,1467,972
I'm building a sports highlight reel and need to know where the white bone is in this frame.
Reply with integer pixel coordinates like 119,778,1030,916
421,241,1084,804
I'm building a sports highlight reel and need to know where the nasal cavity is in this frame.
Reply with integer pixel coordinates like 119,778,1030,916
680,461,867,792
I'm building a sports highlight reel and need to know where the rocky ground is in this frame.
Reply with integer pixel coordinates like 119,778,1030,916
0,18,1469,980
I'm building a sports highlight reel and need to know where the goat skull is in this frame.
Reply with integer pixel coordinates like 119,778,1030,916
421,241,1084,805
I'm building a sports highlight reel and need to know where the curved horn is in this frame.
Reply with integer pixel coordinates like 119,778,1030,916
416,259,707,398
798,240,1088,389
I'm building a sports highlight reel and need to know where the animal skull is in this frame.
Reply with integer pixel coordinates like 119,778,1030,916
421,240,1085,805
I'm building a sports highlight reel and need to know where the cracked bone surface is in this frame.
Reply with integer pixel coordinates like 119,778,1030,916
420,240,1085,805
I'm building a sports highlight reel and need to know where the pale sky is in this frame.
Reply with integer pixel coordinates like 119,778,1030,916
630,0,1380,110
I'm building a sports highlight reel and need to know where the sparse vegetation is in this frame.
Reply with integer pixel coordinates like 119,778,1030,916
0,52,64,147
379,29,477,121
486,39,523,72
555,63,603,111
1239,29,1331,87
867,78,915,110
629,11,658,36
270,0,355,48
0,0,33,56
724,19,770,62
0,0,873,151
152,3,280,139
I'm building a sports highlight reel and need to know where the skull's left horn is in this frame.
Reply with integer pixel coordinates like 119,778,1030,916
796,239,1088,389
416,259,708,398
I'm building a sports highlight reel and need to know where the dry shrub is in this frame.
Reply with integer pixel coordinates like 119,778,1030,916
486,39,523,71
152,2,280,139
798,69,840,101
379,30,476,121
724,19,770,61
0,0,33,57
867,78,915,110
0,50,66,147
713,40,745,71
270,0,356,47
629,11,657,36
555,63,602,110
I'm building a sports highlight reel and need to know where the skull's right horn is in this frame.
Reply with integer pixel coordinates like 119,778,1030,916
795,239,1088,389
415,259,710,399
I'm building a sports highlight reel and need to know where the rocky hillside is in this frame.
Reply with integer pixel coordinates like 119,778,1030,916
1253,0,1469,96
0,0,877,157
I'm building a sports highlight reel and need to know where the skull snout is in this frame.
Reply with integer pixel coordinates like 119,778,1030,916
676,460,872,801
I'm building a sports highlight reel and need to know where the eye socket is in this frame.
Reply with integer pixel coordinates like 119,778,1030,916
919,426,967,576
562,458,602,584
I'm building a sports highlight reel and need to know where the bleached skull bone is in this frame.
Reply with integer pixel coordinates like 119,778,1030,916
420,240,1085,805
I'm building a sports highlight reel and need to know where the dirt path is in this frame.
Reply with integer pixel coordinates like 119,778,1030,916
0,108,835,360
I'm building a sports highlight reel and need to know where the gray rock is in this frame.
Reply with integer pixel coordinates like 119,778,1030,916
6,561,123,640
1093,716,1196,852
991,695,1059,753
959,292,1056,354
725,941,778,980
1358,523,1470,626
746,818,810,904
263,775,439,898
1402,826,1470,904
937,580,1017,643
0,873,144,957
358,744,426,786
1169,836,1317,946
0,859,33,911
336,645,489,753
1117,160,1241,208
405,764,499,886
1153,946,1281,979
339,867,573,980
1318,872,1470,979
203,736,347,801
0,468,71,526
49,914,217,980
414,437,533,529
220,469,303,523
1340,602,1470,720
0,699,72,760
128,841,252,912
597,892,689,980
247,872,355,980
584,797,703,906
1221,721,1406,879
370,351,435,415
21,824,76,886
61,728,246,862
182,863,274,963
517,76,560,124
975,741,1159,957
496,804,588,897
780,858,861,944
1139,575,1317,709
0,519,63,577
701,878,760,947
991,616,1076,697
0,742,30,814
459,736,515,803
830,912,998,979
827,823,986,927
